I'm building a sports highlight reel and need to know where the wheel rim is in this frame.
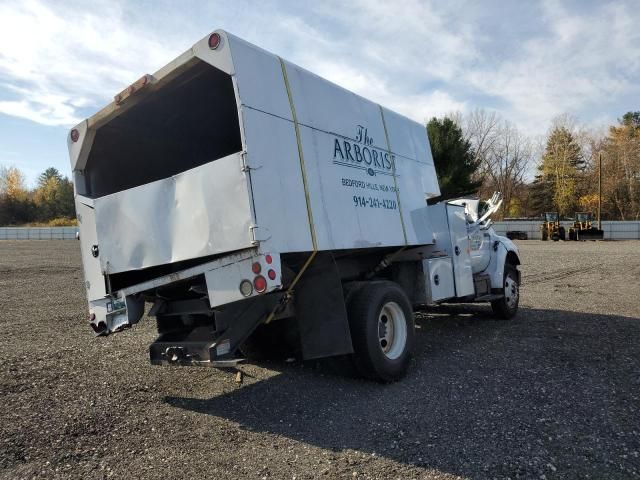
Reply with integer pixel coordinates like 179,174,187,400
504,273,519,309
377,302,407,360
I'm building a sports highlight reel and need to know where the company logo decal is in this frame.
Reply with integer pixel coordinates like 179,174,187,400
333,125,395,177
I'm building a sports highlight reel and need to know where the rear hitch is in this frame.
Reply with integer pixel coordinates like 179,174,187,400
149,293,285,367
164,346,189,364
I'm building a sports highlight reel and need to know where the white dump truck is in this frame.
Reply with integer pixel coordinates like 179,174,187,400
68,30,521,381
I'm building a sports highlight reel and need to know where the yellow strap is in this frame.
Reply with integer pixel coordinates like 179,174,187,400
265,58,319,324
278,56,318,251
379,106,408,245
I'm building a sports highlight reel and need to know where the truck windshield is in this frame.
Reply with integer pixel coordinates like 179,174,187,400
80,60,242,198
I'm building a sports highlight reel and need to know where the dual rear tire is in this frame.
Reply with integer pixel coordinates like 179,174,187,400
346,281,415,382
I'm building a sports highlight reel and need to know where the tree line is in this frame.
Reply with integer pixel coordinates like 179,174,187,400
0,167,75,226
427,110,640,220
1,110,638,225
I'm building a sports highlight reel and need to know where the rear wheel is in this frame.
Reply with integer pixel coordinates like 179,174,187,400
347,281,414,382
491,264,519,319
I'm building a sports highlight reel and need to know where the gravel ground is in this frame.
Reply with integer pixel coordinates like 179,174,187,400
1,240,639,480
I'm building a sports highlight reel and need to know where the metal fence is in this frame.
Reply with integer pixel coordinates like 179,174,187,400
493,221,640,240
1,223,638,241
0,227,78,240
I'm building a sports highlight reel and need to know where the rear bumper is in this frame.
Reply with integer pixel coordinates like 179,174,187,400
88,250,283,336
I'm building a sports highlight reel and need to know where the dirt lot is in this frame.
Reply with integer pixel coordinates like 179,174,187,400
1,240,639,479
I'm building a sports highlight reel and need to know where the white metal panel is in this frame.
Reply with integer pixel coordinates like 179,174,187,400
282,59,389,152
427,203,452,254
380,107,435,167
205,253,282,307
266,58,439,249
241,108,313,253
298,124,406,250
191,30,235,75
76,202,106,301
424,257,455,302
94,153,254,274
67,119,96,171
395,158,436,245
446,204,475,297
226,35,293,121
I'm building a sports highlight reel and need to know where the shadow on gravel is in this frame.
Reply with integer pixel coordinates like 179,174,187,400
166,307,640,478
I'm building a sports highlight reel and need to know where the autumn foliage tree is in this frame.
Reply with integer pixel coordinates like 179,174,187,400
600,112,640,220
536,125,585,217
0,166,75,225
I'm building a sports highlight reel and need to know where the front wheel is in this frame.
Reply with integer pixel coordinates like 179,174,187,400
491,264,520,319
347,281,415,382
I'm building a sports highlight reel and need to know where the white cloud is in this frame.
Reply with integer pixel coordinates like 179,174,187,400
0,0,186,127
467,0,640,133
0,0,475,129
0,0,638,137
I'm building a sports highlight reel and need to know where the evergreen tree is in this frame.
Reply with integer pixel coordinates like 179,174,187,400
426,117,481,200
37,167,62,188
529,173,554,217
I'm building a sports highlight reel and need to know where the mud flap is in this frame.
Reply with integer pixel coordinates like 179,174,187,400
294,252,353,360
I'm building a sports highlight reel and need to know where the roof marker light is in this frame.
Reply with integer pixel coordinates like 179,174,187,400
70,129,80,142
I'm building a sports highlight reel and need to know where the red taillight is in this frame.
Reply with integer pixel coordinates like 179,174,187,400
208,33,221,49
267,269,276,280
252,262,261,274
254,275,267,293
70,129,80,142
265,254,273,264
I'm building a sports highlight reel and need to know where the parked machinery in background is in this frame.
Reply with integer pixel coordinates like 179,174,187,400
541,212,565,241
568,212,604,241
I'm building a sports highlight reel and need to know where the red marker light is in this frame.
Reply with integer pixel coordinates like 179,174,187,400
208,33,221,50
70,129,80,142
254,275,267,293
265,254,273,264
252,262,261,274
267,269,276,280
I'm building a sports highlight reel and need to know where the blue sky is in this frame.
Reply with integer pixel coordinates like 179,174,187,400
0,0,638,186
